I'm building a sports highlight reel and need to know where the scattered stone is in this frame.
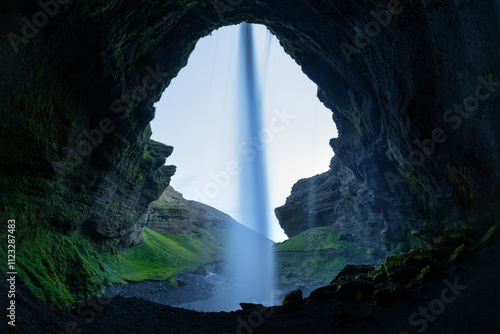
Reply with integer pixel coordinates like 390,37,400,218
239,303,265,312
192,265,207,276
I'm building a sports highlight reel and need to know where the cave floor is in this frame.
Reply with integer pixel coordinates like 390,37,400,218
3,239,500,334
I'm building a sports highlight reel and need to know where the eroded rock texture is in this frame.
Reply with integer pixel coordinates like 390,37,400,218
276,156,388,253
0,0,499,304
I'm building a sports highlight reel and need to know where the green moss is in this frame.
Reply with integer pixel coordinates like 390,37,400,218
479,223,499,247
275,226,362,253
274,227,383,287
280,213,304,237
448,243,467,262
384,248,437,269
386,241,410,257
153,203,189,219
432,227,472,249
337,103,370,137
0,222,228,308
0,228,119,308
104,227,220,282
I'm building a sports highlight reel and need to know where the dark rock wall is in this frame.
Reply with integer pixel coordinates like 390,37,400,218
0,0,499,303
146,186,241,235
271,0,500,250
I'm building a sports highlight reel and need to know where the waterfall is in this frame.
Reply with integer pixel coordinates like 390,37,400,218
226,22,275,308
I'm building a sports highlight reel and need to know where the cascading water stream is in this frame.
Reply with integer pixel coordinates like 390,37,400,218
238,23,269,240
227,22,275,307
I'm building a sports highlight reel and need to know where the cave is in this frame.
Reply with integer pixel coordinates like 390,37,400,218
1,0,499,333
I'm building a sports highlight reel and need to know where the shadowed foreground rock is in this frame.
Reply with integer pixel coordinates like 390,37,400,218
2,233,499,333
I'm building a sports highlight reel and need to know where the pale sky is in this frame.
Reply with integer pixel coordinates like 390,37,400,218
151,24,337,242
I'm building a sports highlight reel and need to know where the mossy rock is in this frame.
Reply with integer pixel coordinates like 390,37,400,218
384,249,438,285
308,285,338,302
393,241,410,254
432,227,472,249
385,249,437,269
336,279,375,299
373,281,406,306
366,265,387,284
330,264,375,284
386,265,420,285
448,243,469,263
478,223,500,248
384,253,410,268
192,265,207,276
406,265,434,289
404,249,439,267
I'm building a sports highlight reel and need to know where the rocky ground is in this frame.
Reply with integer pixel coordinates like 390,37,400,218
104,266,216,307
2,235,500,334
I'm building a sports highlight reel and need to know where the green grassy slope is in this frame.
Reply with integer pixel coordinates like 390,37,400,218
274,226,384,288
105,226,225,283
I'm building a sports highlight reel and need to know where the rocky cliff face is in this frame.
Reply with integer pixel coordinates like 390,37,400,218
147,186,239,236
276,156,389,253
1,0,499,306
145,186,275,276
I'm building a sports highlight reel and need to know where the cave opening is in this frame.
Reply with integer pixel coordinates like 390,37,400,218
151,23,337,242
2,1,500,331
148,23,338,311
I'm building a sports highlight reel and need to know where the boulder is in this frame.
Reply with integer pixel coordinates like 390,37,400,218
282,289,303,310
